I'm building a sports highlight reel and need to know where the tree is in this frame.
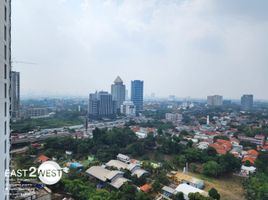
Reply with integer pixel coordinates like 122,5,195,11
172,192,185,200
203,161,222,177
135,192,152,200
188,192,212,200
184,148,203,163
244,160,251,167
119,184,138,200
205,147,217,157
218,153,241,174
255,151,268,174
244,173,268,200
209,188,220,200
152,180,161,192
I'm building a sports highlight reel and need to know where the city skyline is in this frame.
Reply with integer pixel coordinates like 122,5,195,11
12,0,268,100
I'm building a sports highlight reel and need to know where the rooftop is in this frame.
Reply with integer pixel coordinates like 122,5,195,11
114,76,123,84
140,184,152,193
175,183,207,197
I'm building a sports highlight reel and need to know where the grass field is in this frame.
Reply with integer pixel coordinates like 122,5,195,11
187,171,246,200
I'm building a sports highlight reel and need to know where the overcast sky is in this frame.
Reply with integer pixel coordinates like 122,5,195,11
12,0,268,99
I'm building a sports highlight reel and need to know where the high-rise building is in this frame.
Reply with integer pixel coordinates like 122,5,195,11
0,0,11,199
88,91,116,119
98,91,116,117
120,101,136,117
207,95,223,106
241,94,253,110
111,76,125,111
11,71,20,120
131,80,144,112
88,92,99,118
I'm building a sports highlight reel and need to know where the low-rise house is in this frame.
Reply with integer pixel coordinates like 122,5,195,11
162,186,176,197
37,155,49,163
197,142,209,150
86,166,128,189
106,160,148,178
238,135,265,146
239,165,256,177
262,142,268,151
242,149,259,165
117,153,130,163
175,183,208,200
209,139,232,155
172,172,204,189
135,131,148,139
139,184,152,193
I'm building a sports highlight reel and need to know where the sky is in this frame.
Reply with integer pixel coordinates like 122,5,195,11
12,0,268,100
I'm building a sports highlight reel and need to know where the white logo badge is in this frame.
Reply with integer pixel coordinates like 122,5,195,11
38,161,62,185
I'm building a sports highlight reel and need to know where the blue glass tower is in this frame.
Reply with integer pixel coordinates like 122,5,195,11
131,80,144,112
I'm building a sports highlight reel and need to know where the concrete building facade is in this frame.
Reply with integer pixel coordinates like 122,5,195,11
0,0,11,199
120,101,136,117
207,95,223,106
241,94,253,110
11,71,20,120
88,91,116,119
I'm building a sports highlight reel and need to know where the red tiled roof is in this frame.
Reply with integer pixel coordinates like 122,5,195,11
242,156,257,165
140,184,152,193
209,139,232,155
209,144,227,155
38,155,49,162
247,149,259,157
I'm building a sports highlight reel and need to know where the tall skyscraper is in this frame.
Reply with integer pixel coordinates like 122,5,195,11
207,95,223,106
0,0,11,199
88,91,116,119
131,80,144,112
241,94,253,110
11,71,20,120
111,76,125,111
98,91,116,117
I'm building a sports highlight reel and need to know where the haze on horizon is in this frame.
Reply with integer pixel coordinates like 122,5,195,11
12,0,268,100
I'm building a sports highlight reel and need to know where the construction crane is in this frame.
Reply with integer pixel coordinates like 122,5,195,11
11,60,38,65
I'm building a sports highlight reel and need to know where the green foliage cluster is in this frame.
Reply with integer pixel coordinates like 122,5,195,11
202,153,241,177
11,111,83,132
59,179,151,200
208,188,220,200
188,192,213,200
244,151,268,200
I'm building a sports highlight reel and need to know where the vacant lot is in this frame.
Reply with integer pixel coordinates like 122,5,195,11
187,171,245,200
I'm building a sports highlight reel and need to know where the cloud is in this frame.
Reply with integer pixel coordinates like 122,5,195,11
12,0,268,99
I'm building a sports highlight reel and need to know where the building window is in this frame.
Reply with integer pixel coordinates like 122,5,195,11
4,45,7,60
4,140,7,154
4,83,7,98
4,158,7,171
4,102,7,117
4,25,7,41
4,6,7,22
4,64,7,79
4,121,7,135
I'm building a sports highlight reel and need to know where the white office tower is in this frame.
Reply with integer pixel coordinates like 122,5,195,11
120,101,136,117
0,0,11,199
111,76,126,111
207,95,223,106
